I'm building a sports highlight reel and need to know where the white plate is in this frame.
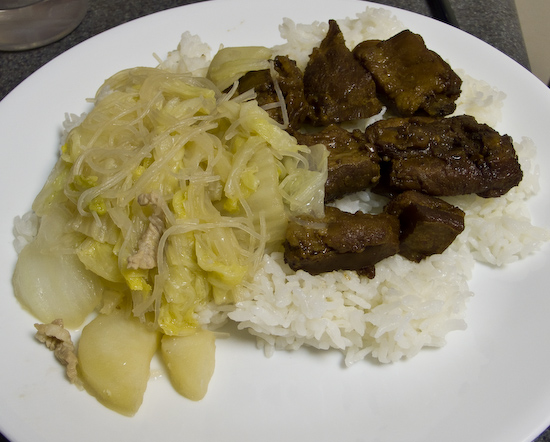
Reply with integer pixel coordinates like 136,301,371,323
1,1,549,441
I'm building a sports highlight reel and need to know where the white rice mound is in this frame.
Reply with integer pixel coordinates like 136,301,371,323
195,8,550,366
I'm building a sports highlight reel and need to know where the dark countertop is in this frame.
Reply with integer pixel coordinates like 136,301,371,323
0,1,546,441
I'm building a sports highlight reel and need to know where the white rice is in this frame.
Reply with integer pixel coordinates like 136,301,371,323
158,31,212,76
12,211,39,254
271,7,407,71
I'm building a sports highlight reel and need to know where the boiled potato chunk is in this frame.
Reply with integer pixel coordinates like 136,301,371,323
77,312,158,416
161,330,216,401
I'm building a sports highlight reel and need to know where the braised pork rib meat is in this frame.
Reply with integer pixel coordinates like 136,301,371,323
353,30,462,117
284,206,400,278
365,115,523,198
229,20,523,277
384,190,465,262
291,124,380,202
303,20,383,125
236,55,311,129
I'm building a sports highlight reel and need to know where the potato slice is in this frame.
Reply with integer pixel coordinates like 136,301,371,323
77,312,158,416
161,330,216,401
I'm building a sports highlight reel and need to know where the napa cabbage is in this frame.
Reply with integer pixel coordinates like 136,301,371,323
14,65,327,337
206,46,273,91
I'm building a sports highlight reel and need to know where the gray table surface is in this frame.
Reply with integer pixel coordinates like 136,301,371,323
0,0,546,441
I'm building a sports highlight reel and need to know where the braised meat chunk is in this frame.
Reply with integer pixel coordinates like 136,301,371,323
292,125,380,202
353,30,462,117
284,206,400,278
365,115,523,198
237,55,311,129
384,190,465,262
303,20,382,126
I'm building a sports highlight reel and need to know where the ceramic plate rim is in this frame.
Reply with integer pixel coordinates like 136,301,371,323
1,1,549,442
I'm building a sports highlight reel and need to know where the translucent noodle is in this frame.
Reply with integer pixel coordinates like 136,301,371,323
31,65,327,336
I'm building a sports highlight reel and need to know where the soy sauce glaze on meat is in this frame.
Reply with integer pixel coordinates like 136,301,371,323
384,190,465,263
302,19,383,125
230,21,522,277
290,124,380,202
236,55,311,129
365,115,523,198
353,30,462,117
284,206,400,278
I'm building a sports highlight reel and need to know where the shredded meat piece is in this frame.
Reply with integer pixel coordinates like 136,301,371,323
34,319,82,388
127,193,166,270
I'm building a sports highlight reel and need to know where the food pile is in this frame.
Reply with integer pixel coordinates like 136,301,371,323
12,7,549,416
236,21,523,278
